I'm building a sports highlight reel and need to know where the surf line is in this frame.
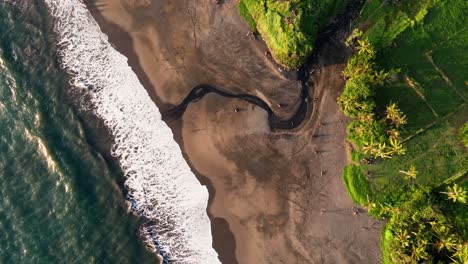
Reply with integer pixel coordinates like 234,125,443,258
45,0,221,263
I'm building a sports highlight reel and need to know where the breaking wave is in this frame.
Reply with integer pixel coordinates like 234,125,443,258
44,1,219,263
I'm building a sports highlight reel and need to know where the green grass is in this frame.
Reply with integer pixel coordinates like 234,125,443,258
376,27,465,116
433,46,468,99
238,0,257,32
364,106,468,262
381,227,394,264
343,164,371,206
368,106,468,189
375,81,435,135
238,0,348,68
361,0,468,187
351,149,362,163
363,0,467,119
346,0,468,261
461,122,468,147
359,0,436,49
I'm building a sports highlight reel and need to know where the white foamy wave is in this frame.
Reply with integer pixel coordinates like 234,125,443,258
44,1,219,263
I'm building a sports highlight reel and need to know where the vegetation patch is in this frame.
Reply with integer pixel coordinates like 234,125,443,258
340,0,468,262
364,0,467,117
343,164,371,206
368,109,468,188
339,33,407,159
237,0,348,68
461,122,468,148
237,0,257,32
381,188,467,263
350,149,362,163
358,0,437,49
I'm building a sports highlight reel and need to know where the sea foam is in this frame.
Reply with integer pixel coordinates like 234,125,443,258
44,1,220,263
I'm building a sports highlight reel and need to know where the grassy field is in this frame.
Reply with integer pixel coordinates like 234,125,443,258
343,0,468,262
365,0,467,115
363,0,468,170
368,106,468,193
238,0,348,68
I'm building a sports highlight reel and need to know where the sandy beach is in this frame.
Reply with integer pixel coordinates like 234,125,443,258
86,0,382,263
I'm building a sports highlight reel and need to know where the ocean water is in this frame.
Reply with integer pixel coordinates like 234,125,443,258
0,0,219,263
0,1,154,263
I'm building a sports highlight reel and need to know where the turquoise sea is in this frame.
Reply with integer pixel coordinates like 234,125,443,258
0,1,154,262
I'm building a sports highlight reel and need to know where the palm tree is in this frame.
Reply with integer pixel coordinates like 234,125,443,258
387,128,401,141
345,29,363,46
399,165,418,180
365,198,396,218
436,233,459,251
357,113,374,123
338,96,353,114
394,229,411,248
362,141,377,155
451,243,468,264
411,239,429,261
440,184,467,203
357,39,375,59
353,125,367,139
386,102,398,119
375,142,391,159
389,138,406,155
393,112,407,128
408,227,431,261
359,102,374,113
373,69,390,85
386,102,407,128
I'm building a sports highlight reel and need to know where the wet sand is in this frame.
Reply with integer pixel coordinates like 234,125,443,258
86,0,382,263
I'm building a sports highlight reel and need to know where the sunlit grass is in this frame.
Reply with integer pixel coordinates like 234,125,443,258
238,0,347,68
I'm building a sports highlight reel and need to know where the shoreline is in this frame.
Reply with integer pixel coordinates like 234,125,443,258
84,1,238,262
167,116,238,264
83,0,166,109
86,0,382,263
49,0,222,262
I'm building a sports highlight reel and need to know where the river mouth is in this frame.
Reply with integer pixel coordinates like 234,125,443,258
162,0,365,132
84,0,382,263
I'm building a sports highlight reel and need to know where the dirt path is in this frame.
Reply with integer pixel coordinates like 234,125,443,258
87,0,382,263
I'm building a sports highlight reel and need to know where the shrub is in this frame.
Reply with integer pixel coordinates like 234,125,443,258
338,75,375,118
347,119,386,146
338,38,406,159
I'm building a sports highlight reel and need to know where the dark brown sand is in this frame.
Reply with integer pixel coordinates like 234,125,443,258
86,0,382,263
